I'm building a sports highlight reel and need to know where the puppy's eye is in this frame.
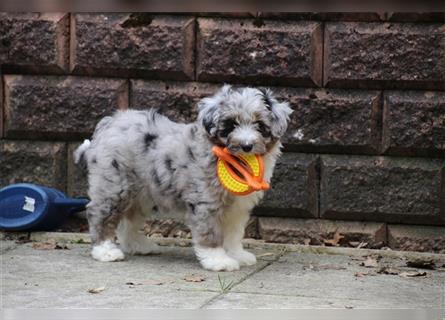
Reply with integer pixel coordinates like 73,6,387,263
255,121,271,137
220,119,237,137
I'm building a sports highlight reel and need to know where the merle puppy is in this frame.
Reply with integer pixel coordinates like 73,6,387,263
74,85,292,271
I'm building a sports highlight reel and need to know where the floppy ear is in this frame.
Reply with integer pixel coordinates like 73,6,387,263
259,88,293,138
197,85,232,138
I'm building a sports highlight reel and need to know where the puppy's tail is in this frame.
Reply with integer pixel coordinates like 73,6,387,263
74,139,91,169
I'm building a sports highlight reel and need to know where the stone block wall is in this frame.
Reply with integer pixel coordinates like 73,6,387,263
1,12,444,252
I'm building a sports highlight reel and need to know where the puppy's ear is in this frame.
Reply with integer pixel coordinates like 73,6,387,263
259,88,293,138
197,85,232,138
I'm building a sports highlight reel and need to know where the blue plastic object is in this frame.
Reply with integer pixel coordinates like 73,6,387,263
0,183,89,231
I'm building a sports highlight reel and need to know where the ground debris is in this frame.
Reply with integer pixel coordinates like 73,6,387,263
323,232,344,247
256,252,275,258
318,264,347,271
399,271,428,278
183,274,205,282
177,240,190,247
143,219,191,239
303,263,346,271
126,281,143,288
360,256,379,268
126,279,166,287
349,241,368,249
87,286,105,294
377,267,401,275
32,239,69,250
142,279,165,285
406,257,436,270
302,264,315,271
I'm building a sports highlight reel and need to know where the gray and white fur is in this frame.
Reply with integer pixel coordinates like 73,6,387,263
74,85,292,271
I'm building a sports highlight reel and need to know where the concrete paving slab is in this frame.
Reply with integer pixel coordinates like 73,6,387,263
204,292,358,309
22,231,445,261
1,242,275,308
223,251,445,308
2,235,445,309
1,241,19,254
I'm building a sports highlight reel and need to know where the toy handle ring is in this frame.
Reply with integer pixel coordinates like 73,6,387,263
212,146,270,191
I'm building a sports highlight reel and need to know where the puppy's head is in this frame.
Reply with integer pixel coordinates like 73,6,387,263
198,85,292,155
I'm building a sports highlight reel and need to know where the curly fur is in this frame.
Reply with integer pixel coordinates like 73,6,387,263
75,85,292,271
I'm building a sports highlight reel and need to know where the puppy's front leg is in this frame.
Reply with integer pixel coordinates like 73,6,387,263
223,209,257,266
188,203,240,271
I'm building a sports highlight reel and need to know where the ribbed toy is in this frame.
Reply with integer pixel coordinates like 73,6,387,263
212,146,270,196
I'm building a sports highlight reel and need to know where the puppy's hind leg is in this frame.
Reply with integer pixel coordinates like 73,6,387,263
87,169,133,262
117,203,161,255
87,201,125,262
188,203,240,271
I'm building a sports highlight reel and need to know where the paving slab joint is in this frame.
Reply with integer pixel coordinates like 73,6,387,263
198,248,289,308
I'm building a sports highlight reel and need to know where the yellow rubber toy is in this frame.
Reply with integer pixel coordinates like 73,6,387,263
212,146,270,196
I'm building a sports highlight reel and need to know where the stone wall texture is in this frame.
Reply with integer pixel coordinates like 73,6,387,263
1,12,444,252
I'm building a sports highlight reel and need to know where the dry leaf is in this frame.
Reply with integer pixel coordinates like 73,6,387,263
377,267,401,275
360,256,379,268
32,239,68,250
87,286,105,294
33,239,67,250
323,232,344,247
32,242,55,250
183,274,205,282
303,238,311,245
399,271,427,278
54,243,69,250
406,258,436,270
32,239,57,250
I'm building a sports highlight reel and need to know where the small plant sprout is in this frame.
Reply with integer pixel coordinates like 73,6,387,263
217,274,236,293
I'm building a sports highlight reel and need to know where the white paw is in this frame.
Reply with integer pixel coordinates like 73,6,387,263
200,255,240,272
195,246,240,271
228,249,257,266
121,237,161,255
91,240,125,262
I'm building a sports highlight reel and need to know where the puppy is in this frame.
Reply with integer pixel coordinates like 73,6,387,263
74,85,292,271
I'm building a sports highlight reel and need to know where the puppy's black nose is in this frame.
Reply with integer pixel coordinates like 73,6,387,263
241,143,253,152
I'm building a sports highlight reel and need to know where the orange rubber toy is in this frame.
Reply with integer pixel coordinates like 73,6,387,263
212,146,270,196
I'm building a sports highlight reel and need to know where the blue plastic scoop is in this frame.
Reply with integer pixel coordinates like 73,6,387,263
0,183,89,231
